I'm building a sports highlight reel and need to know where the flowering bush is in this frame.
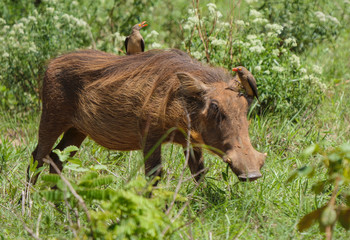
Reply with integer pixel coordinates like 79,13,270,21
246,0,348,52
181,3,327,115
0,1,92,109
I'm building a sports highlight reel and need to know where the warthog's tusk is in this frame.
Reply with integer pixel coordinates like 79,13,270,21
223,156,232,164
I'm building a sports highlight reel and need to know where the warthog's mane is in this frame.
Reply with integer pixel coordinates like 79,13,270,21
48,49,238,129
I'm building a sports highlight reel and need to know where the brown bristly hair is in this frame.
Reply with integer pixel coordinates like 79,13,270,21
46,49,237,130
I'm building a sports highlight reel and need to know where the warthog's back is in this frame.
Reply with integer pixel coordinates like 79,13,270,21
42,49,231,150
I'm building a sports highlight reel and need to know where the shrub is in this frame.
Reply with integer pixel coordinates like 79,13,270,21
181,3,326,116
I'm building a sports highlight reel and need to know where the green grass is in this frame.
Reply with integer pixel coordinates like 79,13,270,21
1,31,350,239
1,1,350,239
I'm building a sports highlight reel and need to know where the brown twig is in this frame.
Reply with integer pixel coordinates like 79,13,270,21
192,0,210,62
228,0,235,62
325,177,340,240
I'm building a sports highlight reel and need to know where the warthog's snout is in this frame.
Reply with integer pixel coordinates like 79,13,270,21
224,151,266,181
237,171,262,181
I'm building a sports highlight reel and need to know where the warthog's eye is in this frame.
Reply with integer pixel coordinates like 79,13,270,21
208,100,226,122
209,100,219,112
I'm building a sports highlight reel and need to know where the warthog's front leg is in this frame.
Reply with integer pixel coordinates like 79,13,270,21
184,147,205,182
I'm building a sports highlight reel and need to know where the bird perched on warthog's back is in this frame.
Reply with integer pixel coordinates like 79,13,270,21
124,21,148,55
232,66,260,103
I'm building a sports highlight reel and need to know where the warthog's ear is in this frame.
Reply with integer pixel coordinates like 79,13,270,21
176,72,208,96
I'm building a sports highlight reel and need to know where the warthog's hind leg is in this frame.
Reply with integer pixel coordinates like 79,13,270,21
143,140,162,185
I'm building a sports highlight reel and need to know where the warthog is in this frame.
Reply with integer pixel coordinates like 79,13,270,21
30,49,266,184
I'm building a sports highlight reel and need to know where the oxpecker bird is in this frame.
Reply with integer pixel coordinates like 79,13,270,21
124,21,148,55
232,66,260,103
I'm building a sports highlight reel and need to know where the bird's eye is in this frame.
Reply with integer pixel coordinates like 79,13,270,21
238,68,242,71
138,24,141,26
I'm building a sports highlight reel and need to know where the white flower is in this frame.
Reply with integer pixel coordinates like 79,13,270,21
266,23,284,34
151,42,162,48
191,51,203,59
146,30,159,39
327,15,340,25
313,65,323,74
188,9,195,15
183,23,193,30
235,20,245,26
272,49,279,57
28,43,37,53
272,65,285,73
242,42,251,48
2,25,10,32
254,66,261,72
2,52,9,58
62,14,70,21
74,18,88,28
211,38,226,46
267,32,278,38
72,1,78,6
289,54,300,67
207,3,217,15
264,70,270,75
247,34,257,40
252,18,269,24
28,16,37,22
302,74,326,92
284,37,297,47
249,9,263,18
114,32,125,42
13,23,24,30
216,11,223,19
245,0,258,3
188,16,199,25
315,11,326,22
300,68,307,73
20,17,30,25
46,7,55,14
53,15,59,21
0,18,6,25
249,45,265,53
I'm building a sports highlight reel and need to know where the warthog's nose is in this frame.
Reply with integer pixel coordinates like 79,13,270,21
238,171,262,181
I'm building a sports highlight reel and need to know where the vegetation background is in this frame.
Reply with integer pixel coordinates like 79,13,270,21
0,0,350,239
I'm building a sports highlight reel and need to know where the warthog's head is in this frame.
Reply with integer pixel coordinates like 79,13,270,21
177,72,266,181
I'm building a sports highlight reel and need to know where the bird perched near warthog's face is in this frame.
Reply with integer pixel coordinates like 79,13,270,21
232,66,260,103
124,21,148,55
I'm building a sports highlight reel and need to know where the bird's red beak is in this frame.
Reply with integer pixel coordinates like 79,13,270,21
232,68,238,72
141,21,148,28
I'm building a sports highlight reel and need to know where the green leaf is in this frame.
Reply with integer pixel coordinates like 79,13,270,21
79,176,114,187
90,164,108,171
339,208,350,230
340,144,350,153
298,207,324,232
328,153,341,162
80,171,99,181
39,190,64,202
68,158,82,166
311,181,327,194
303,144,319,156
41,174,60,184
